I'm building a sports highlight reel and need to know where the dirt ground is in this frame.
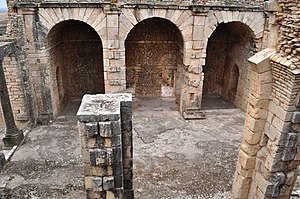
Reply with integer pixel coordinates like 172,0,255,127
0,97,245,199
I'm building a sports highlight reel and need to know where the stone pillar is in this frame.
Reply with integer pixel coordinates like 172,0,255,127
232,48,276,198
180,13,206,119
104,9,126,93
77,94,133,199
0,42,24,147
0,57,24,147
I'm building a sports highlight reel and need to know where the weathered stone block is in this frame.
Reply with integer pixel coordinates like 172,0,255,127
241,141,261,156
84,165,107,177
270,172,285,197
253,172,273,196
272,116,291,133
90,149,112,166
245,115,266,132
239,150,256,169
269,101,293,122
99,122,112,138
103,176,114,191
291,111,300,123
85,176,103,191
235,162,254,178
231,171,251,198
285,132,298,148
282,147,297,161
248,48,276,74
243,127,261,145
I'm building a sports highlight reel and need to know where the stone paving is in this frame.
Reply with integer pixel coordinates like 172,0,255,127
0,97,245,198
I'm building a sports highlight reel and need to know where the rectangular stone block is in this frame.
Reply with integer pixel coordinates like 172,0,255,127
239,150,256,170
245,115,266,132
103,176,115,191
86,122,99,138
107,14,118,28
282,147,297,161
235,162,254,178
192,25,203,41
99,122,112,138
285,133,298,148
292,111,300,123
269,101,293,122
90,149,112,166
272,116,291,133
85,176,103,191
253,172,273,196
84,165,106,177
243,127,261,145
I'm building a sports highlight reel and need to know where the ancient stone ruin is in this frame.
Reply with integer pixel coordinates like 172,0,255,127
0,0,300,198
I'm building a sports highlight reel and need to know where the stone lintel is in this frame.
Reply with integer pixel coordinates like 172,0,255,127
248,48,276,73
249,48,276,65
77,94,132,123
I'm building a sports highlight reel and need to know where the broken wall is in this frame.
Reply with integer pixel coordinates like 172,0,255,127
77,94,133,199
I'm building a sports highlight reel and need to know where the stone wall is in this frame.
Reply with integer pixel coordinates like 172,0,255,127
48,20,105,114
0,14,38,128
125,17,183,99
276,0,300,70
77,94,133,199
6,0,300,198
232,34,300,199
203,21,255,110
10,4,264,120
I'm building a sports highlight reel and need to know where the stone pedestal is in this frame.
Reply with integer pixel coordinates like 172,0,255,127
77,94,133,199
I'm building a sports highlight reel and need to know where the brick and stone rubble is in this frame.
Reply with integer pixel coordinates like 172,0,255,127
276,0,300,70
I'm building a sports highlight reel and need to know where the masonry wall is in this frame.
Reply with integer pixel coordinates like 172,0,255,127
0,55,29,129
77,94,133,199
0,14,38,128
125,17,183,98
204,22,254,110
19,5,264,119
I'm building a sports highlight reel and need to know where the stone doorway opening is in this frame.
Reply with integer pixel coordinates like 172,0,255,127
202,22,255,111
47,20,105,117
125,17,184,110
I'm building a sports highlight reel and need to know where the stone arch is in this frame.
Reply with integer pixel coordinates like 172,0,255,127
203,11,265,42
46,19,105,117
119,8,192,48
38,8,106,40
125,17,184,104
202,21,256,110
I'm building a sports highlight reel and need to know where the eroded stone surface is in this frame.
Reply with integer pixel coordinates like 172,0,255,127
0,99,245,199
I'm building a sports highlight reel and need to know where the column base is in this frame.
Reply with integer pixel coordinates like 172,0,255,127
3,129,24,147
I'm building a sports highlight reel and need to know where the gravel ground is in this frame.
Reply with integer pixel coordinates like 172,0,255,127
0,97,246,198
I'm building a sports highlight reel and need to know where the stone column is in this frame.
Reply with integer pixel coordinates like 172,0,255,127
0,57,23,147
104,9,126,93
77,94,133,199
232,48,276,198
180,13,206,119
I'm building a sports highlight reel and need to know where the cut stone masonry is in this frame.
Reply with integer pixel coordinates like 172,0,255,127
77,94,133,199
1,0,300,198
